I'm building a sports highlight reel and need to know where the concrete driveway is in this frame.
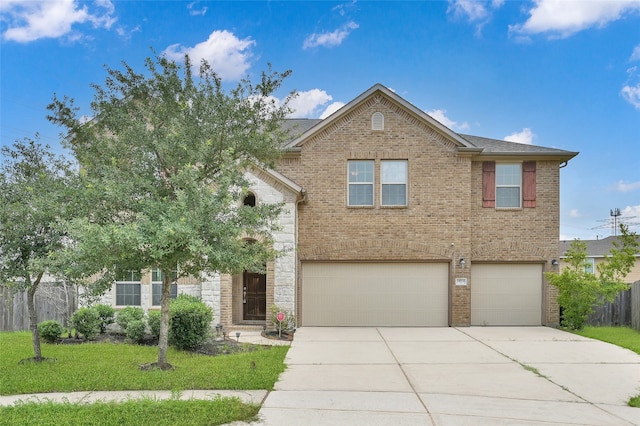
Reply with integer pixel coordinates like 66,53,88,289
258,327,640,425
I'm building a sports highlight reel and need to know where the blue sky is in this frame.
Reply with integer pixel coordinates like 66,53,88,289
1,0,639,240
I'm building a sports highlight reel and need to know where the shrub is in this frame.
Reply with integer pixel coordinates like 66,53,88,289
94,304,116,333
38,320,64,343
116,306,144,332
125,319,147,343
71,307,100,340
269,304,296,334
147,310,161,341
169,294,213,350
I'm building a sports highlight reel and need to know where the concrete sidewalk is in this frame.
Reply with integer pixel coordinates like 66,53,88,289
258,327,640,425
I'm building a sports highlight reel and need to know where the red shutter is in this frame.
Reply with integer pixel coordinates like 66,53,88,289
482,161,495,208
523,161,536,208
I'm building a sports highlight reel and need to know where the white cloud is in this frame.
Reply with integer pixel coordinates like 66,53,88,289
187,2,207,16
426,109,470,131
303,21,359,49
289,89,333,117
319,102,345,119
509,0,640,38
448,0,490,22
1,0,116,43
504,128,535,144
610,180,640,192
569,209,581,218
631,45,640,61
622,205,640,216
163,30,255,81
621,83,640,108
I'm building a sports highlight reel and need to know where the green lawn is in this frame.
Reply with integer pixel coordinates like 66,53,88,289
0,332,288,424
573,326,640,355
0,332,288,395
572,326,640,408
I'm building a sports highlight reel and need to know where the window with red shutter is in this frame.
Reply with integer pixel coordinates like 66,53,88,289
482,161,495,208
523,161,536,208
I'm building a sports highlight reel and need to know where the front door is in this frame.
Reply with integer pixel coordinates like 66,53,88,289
243,271,266,321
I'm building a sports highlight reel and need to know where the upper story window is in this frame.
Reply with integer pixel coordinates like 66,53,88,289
372,112,384,130
496,163,522,208
381,160,408,206
348,160,374,206
115,269,141,306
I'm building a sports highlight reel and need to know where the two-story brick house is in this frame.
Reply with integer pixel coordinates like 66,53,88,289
100,84,578,328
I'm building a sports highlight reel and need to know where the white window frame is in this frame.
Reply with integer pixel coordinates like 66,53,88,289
151,268,178,306
381,160,408,206
348,160,374,206
495,163,522,208
115,270,141,306
584,258,595,274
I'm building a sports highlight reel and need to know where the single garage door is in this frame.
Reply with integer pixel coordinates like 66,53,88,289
471,264,542,326
302,262,449,326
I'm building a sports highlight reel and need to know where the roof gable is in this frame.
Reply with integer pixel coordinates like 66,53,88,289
284,83,473,150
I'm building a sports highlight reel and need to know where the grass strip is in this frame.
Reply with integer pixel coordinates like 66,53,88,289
0,396,259,426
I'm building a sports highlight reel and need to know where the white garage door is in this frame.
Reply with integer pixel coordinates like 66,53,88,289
471,264,542,326
301,262,449,326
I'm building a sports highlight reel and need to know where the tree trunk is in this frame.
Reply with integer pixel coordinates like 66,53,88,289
28,272,44,360
156,270,173,368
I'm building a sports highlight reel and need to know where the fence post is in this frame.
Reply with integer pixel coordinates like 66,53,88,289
632,281,640,332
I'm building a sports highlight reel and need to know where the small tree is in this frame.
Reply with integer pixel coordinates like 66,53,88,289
48,53,295,369
546,224,639,329
0,139,76,361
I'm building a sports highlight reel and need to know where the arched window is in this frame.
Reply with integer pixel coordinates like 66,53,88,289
243,192,256,207
372,112,384,131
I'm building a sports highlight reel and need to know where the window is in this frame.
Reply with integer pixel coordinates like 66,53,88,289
584,258,595,274
243,193,256,207
151,268,177,306
348,160,374,206
496,163,522,208
115,270,141,306
381,160,408,206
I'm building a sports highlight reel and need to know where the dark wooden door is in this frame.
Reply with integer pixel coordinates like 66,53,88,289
243,272,266,320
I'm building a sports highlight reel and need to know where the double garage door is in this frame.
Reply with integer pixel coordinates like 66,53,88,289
301,262,449,326
301,262,543,326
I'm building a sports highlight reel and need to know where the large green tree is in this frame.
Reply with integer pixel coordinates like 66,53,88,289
0,139,76,360
47,54,295,368
546,224,639,329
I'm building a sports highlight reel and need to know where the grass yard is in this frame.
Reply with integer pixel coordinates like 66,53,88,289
0,331,288,425
572,326,640,408
573,326,640,356
0,332,288,395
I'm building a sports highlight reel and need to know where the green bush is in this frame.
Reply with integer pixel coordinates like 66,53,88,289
38,320,64,343
71,307,100,340
116,306,144,332
94,304,116,334
147,310,161,341
169,294,213,350
269,304,296,334
125,319,147,343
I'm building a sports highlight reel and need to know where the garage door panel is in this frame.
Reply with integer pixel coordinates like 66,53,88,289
471,264,542,326
302,262,448,326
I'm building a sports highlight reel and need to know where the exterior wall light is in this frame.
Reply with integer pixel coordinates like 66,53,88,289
551,259,559,269
459,258,465,269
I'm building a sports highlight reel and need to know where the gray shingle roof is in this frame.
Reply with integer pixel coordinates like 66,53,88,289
460,134,577,157
560,235,640,258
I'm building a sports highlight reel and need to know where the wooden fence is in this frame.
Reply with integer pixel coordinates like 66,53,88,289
587,281,640,332
0,283,77,332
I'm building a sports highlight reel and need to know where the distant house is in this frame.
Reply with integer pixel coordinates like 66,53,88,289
559,236,640,283
95,84,578,328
